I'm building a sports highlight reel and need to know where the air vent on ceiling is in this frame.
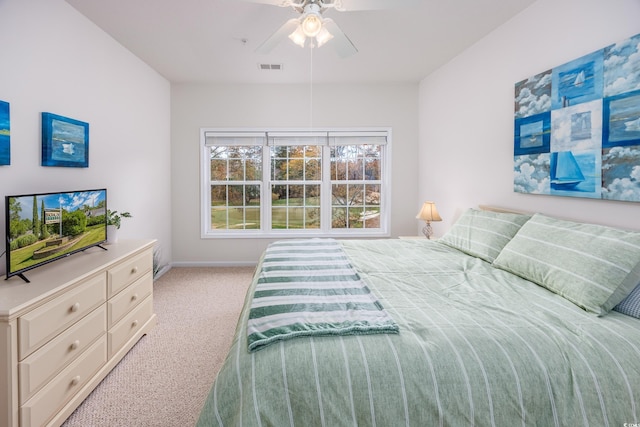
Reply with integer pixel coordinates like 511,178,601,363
258,63,283,71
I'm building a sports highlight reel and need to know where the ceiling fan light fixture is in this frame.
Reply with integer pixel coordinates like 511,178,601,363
288,24,307,47
301,12,322,37
315,25,333,47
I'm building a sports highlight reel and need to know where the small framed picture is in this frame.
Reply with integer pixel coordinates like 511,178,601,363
0,100,9,166
42,112,89,167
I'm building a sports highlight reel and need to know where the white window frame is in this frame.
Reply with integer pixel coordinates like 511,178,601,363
200,127,391,238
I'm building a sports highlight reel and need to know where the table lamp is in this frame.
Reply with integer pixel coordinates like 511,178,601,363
416,201,442,239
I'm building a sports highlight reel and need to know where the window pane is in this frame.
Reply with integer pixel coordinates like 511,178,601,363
246,185,261,205
246,157,262,180
305,185,320,205
228,159,244,180
332,184,347,206
245,208,260,229
289,146,304,158
228,185,244,206
362,209,380,229
287,158,304,180
350,158,364,180
305,159,321,180
305,207,321,229
210,206,227,229
272,207,287,229
305,146,321,157
210,159,228,180
347,207,364,229
288,185,304,206
332,207,347,229
211,185,227,205
365,158,380,180
349,184,365,207
331,147,348,180
365,184,381,206
210,184,261,230
273,159,286,181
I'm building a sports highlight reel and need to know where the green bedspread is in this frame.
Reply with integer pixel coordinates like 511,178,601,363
197,239,640,426
247,239,398,352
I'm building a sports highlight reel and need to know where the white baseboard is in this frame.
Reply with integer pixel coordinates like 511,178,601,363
170,261,258,268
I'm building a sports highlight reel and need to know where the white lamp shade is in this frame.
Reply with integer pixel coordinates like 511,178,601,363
288,25,307,47
315,26,334,47
416,201,442,222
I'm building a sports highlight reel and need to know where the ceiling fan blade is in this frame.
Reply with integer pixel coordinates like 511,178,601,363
255,19,300,54
325,0,420,11
323,18,358,58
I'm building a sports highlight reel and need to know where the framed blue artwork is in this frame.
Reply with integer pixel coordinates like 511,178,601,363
0,100,9,166
42,112,89,168
514,32,640,202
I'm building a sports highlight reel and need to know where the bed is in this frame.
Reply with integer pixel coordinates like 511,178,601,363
196,208,640,426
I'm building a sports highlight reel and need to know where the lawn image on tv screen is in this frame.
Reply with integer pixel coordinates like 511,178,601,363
6,189,107,279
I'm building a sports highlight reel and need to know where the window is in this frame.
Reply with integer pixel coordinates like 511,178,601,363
201,129,390,238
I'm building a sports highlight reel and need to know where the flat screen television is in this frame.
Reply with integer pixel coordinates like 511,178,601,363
5,189,107,283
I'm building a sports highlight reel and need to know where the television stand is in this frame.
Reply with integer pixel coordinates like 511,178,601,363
13,273,30,284
0,239,156,427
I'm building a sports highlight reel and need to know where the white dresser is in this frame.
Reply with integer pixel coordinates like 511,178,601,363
0,239,157,427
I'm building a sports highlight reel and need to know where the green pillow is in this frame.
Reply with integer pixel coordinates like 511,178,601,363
439,208,532,263
493,213,640,315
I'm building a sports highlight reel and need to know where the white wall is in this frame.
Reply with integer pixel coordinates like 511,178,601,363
419,0,640,233
0,0,172,275
171,83,419,265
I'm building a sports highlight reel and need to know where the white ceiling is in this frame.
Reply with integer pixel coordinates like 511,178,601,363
64,0,536,84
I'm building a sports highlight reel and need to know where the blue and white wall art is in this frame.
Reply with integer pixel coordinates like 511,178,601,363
514,32,640,202
42,112,89,168
0,100,9,166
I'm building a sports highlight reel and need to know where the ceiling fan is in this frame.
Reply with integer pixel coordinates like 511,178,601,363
244,0,419,58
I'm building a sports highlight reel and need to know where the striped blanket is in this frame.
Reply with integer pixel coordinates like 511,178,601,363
246,239,399,352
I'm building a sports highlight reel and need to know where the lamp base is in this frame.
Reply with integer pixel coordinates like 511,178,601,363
421,221,433,239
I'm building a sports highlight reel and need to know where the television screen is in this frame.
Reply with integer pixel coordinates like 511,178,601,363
5,189,107,282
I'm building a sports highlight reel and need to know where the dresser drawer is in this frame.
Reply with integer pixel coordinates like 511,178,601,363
18,305,106,404
107,250,152,298
107,271,152,328
18,274,106,359
108,295,153,357
20,338,107,427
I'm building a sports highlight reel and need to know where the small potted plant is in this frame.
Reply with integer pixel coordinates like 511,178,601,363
106,209,132,244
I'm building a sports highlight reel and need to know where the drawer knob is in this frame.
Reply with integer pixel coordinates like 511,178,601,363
70,302,80,313
70,376,81,386
70,340,80,350
131,293,138,302
131,266,138,274
132,319,139,328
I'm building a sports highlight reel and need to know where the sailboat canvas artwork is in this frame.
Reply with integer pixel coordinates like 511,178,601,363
514,31,640,202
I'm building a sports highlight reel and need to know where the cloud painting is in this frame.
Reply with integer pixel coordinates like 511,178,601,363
604,33,640,97
602,145,640,201
515,70,552,119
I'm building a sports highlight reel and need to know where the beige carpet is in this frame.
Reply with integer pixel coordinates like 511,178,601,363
62,266,255,427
